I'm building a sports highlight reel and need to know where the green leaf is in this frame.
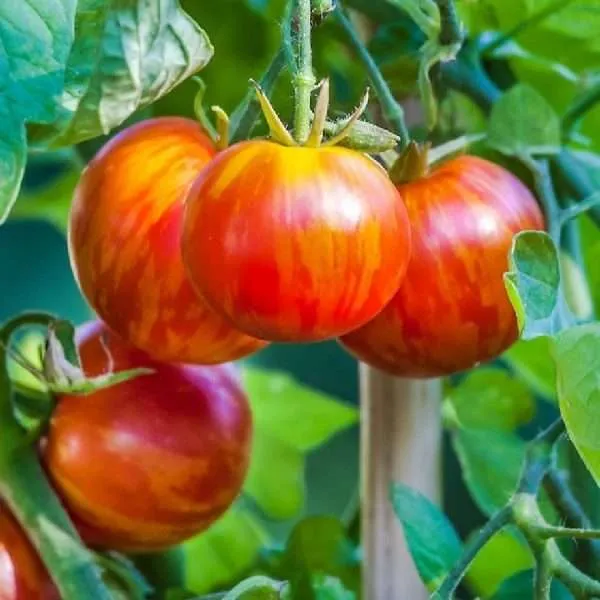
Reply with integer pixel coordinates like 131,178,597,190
488,85,561,156
29,0,213,147
242,368,358,519
281,516,359,598
0,0,77,222
223,576,286,599
444,368,536,431
554,323,600,486
504,231,564,339
491,569,571,600
465,528,533,598
311,575,356,600
452,428,555,521
390,483,462,591
503,337,557,402
183,507,271,594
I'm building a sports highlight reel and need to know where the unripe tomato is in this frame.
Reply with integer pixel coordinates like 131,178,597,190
0,507,58,600
340,155,544,377
45,321,252,552
182,140,411,342
68,117,266,364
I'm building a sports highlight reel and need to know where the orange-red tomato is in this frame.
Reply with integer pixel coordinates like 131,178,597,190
0,507,58,600
182,140,411,342
340,156,545,377
68,117,266,364
45,321,252,552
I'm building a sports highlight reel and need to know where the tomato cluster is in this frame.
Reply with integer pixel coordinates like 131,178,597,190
0,116,543,597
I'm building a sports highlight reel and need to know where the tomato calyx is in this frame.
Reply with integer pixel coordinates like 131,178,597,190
252,78,399,152
389,141,431,184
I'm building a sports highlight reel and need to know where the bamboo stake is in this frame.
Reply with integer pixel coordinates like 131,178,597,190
361,364,442,600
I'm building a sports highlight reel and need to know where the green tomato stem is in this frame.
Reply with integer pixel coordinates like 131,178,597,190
334,4,410,148
0,448,112,600
291,0,316,144
562,80,600,139
434,0,464,47
430,505,513,600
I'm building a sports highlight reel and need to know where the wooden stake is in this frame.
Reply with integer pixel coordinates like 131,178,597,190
361,364,442,600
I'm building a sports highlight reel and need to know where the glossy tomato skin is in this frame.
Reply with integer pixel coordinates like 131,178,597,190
68,117,266,364
340,156,545,377
0,507,58,600
182,141,411,342
45,321,252,553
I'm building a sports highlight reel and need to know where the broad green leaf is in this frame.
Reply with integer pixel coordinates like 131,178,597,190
390,483,462,591
444,368,536,431
223,576,285,599
492,569,571,600
311,575,356,600
452,428,555,521
554,323,600,486
184,507,271,594
504,231,564,339
0,0,77,222
242,368,358,519
30,0,213,147
281,516,360,597
488,85,561,156
503,337,557,402
11,168,80,233
465,528,533,598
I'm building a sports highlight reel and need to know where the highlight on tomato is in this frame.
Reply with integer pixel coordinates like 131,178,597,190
181,139,412,342
0,506,58,600
340,152,545,378
44,321,252,553
68,117,267,365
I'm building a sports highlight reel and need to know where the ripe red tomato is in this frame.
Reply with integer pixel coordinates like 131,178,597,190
45,321,252,552
340,155,545,377
68,117,267,364
0,507,58,600
181,140,411,342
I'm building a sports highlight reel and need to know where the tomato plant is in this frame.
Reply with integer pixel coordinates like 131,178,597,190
5,0,600,599
0,507,57,600
68,117,267,364
341,154,545,377
182,140,411,342
45,321,252,552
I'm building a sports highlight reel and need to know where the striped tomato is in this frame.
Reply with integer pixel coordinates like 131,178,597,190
182,140,411,342
45,321,252,552
340,155,545,377
0,507,58,600
68,117,266,364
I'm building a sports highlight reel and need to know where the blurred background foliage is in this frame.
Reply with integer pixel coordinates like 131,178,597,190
5,0,600,596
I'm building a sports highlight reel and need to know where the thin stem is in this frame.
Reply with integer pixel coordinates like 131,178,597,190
0,449,111,600
431,505,513,599
538,526,600,541
292,0,316,143
523,157,562,243
554,551,600,598
560,192,600,225
481,0,577,55
334,3,410,147
229,48,286,143
563,80,600,137
534,546,553,600
435,0,464,46
544,469,600,570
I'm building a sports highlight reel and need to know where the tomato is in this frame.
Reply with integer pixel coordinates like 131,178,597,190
68,117,267,364
181,140,411,342
0,507,58,600
45,321,252,552
340,155,545,377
